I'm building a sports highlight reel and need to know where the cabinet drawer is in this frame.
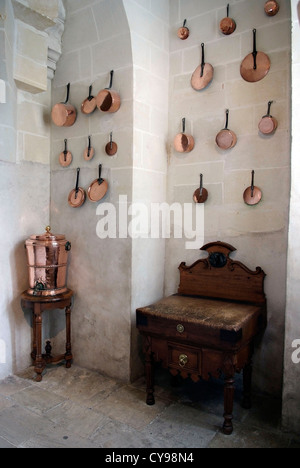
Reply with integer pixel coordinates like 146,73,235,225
168,343,200,373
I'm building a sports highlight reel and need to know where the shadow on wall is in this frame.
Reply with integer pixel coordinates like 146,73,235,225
298,1,300,24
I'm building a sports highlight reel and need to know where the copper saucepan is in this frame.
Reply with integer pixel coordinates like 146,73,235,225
83,136,95,161
177,19,190,40
68,168,86,208
52,83,77,127
105,132,118,156
264,0,280,16
59,139,72,167
174,118,195,153
243,170,262,206
87,164,108,203
216,109,237,150
258,101,278,135
191,43,214,91
240,29,270,83
193,173,208,204
96,70,121,114
81,85,97,115
219,4,236,36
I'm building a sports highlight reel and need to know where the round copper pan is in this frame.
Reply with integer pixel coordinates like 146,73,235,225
51,83,77,127
59,140,72,167
264,1,280,16
81,85,97,115
68,168,86,208
258,101,278,135
87,164,108,203
219,5,236,36
243,170,262,206
193,174,208,204
241,29,270,83
174,118,195,153
105,133,118,156
96,70,121,113
191,43,214,91
216,110,237,150
177,20,189,40
83,136,95,161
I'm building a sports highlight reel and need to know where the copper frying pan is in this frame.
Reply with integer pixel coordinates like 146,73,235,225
105,132,118,156
68,168,86,208
173,118,195,153
83,136,95,161
51,83,77,127
191,43,214,91
258,101,278,135
243,170,262,206
240,29,270,83
177,19,189,40
96,70,121,114
264,1,280,16
219,4,236,36
59,139,72,167
87,164,108,203
193,174,208,204
216,109,237,150
81,85,97,115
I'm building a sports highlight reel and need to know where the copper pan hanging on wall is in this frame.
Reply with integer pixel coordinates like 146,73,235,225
240,29,270,83
219,4,236,36
177,19,190,40
215,109,237,150
264,1,280,16
83,136,95,161
173,118,195,153
243,170,262,206
81,85,97,115
193,173,208,204
96,70,121,113
258,101,278,135
191,43,214,91
68,168,86,208
51,83,77,127
87,164,108,203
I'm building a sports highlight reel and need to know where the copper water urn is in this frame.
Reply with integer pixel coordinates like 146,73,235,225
25,226,71,296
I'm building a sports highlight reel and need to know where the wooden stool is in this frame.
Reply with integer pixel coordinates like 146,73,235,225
21,289,73,382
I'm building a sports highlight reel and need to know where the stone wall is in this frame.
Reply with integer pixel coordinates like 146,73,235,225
165,0,291,397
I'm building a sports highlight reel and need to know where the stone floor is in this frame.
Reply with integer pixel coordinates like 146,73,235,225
0,364,299,449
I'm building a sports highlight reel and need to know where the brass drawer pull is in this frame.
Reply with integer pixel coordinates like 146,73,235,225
179,354,188,367
177,324,185,334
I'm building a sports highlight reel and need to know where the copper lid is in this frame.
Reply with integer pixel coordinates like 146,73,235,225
28,226,65,242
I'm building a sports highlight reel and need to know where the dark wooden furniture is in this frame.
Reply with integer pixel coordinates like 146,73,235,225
21,289,73,382
136,242,267,435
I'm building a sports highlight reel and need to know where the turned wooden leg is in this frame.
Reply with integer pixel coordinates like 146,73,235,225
34,304,44,382
242,361,253,409
65,304,72,368
223,374,235,435
145,351,155,406
31,309,37,361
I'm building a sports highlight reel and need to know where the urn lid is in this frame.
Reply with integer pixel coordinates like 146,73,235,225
27,226,65,243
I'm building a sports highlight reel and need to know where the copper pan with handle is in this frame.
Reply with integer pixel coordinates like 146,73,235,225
240,29,270,83
96,70,121,114
264,1,280,16
193,174,208,204
59,139,72,167
68,168,86,208
173,118,195,153
87,164,108,203
81,85,97,115
83,136,95,161
219,4,236,36
216,109,237,150
51,83,77,127
258,101,278,135
177,19,190,40
191,43,214,91
243,170,262,206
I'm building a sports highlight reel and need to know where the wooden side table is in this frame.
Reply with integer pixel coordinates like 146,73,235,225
21,289,73,382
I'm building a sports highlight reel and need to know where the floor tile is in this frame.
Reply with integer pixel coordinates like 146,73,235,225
0,375,32,397
10,385,66,416
0,436,16,448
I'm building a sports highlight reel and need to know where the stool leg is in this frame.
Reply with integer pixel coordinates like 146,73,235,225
65,304,72,368
31,309,37,361
223,375,235,435
242,360,252,409
34,304,44,382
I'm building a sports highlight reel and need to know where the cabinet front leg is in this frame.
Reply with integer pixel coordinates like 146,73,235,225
144,337,155,406
223,375,235,435
34,305,44,382
65,304,72,368
242,360,252,409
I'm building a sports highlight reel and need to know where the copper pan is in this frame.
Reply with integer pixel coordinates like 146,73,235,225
81,85,97,115
96,70,121,113
216,109,237,150
264,1,280,16
87,164,108,203
59,139,72,167
243,170,262,206
177,19,190,40
258,101,278,135
68,168,86,208
219,4,236,36
193,174,208,204
173,118,195,153
105,132,118,156
51,83,77,127
83,136,95,161
191,43,214,91
240,29,270,83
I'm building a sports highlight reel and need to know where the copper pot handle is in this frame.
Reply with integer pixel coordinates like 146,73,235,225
224,109,229,130
75,168,80,199
200,173,203,197
264,100,273,117
64,83,70,104
252,29,258,70
200,43,205,77
251,170,255,198
64,139,68,162
106,70,114,90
